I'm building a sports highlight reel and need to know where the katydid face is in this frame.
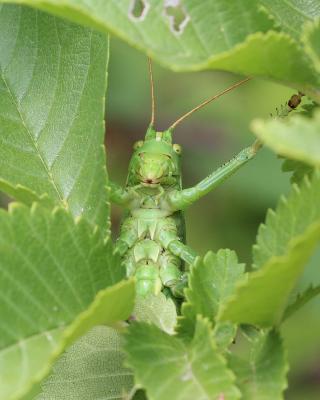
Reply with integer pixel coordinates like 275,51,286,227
130,136,181,187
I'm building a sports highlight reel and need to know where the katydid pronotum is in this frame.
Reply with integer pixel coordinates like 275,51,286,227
110,59,302,298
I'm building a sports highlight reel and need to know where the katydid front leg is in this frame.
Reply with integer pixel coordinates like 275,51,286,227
109,181,142,208
164,140,261,211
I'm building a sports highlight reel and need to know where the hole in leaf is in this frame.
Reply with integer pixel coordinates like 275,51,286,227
164,0,190,34
129,0,150,21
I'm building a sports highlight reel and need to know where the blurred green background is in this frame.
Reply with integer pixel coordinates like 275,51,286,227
107,37,320,399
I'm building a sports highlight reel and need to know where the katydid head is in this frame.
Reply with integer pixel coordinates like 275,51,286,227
126,58,251,188
129,125,181,187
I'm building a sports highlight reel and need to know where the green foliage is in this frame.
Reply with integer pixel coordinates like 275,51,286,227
134,293,177,334
303,19,320,73
260,0,319,39
179,249,245,337
252,108,320,167
124,317,241,400
0,4,109,229
282,159,314,184
0,204,135,400
0,0,320,399
219,173,320,327
1,0,320,100
229,330,288,399
38,326,134,400
283,284,320,321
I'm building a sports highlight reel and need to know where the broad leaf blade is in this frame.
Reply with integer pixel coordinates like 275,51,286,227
0,5,109,228
1,1,319,97
38,326,134,400
229,331,288,400
179,249,245,337
219,173,320,327
124,316,241,400
0,204,134,400
252,109,320,168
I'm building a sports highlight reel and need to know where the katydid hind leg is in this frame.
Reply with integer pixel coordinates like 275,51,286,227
165,140,261,211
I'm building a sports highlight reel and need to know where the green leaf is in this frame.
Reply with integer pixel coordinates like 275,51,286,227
260,0,320,39
253,172,320,268
1,1,319,98
38,326,134,400
283,284,320,320
0,204,135,400
0,4,109,229
124,316,241,400
229,330,288,400
179,250,245,337
133,293,177,334
281,159,314,184
252,109,320,168
303,19,320,73
218,172,320,327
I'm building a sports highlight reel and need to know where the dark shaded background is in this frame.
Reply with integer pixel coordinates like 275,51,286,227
107,37,320,399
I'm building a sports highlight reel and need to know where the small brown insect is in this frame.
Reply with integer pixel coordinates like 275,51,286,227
288,92,304,109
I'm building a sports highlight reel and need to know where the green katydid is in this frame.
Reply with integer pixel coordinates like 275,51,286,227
110,59,261,298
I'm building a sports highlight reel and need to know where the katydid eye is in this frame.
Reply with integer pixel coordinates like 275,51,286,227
173,144,182,154
133,140,144,150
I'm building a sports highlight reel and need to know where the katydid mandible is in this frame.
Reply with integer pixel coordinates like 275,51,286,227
110,60,260,297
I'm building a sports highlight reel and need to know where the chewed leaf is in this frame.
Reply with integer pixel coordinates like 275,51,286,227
1,1,319,98
129,0,150,21
0,4,109,229
0,204,134,400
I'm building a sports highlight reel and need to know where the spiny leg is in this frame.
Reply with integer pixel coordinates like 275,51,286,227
164,241,197,298
167,240,197,265
114,218,139,257
164,140,261,211
156,218,199,297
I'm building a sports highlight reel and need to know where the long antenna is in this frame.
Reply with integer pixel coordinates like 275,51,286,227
169,77,251,130
148,57,155,126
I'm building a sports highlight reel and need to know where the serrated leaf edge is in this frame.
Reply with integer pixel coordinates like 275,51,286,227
251,109,320,167
124,315,241,400
10,279,134,400
218,220,320,327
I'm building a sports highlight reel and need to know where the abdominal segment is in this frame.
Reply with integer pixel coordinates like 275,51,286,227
123,238,182,296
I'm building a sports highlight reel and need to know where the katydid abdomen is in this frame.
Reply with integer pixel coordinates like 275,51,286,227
115,181,189,297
